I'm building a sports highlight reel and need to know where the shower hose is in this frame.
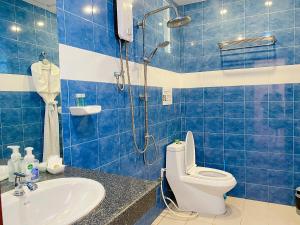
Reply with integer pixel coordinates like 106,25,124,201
117,40,159,166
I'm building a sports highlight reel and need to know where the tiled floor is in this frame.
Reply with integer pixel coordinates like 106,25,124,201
152,197,300,225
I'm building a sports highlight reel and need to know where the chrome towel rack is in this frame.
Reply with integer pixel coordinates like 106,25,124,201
218,35,277,51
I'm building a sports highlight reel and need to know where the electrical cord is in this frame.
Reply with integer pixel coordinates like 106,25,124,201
160,168,199,218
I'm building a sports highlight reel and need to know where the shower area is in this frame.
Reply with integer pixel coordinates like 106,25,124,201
115,1,191,165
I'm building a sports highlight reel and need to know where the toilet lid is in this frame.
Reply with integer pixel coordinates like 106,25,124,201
185,131,196,173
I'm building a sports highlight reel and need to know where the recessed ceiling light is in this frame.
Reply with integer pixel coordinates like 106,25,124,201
10,25,21,32
265,1,273,7
83,5,98,14
36,21,45,27
220,9,227,15
237,35,244,41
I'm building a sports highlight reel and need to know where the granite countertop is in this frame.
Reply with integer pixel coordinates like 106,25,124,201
0,167,159,225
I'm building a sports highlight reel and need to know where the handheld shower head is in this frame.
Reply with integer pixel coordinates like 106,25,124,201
167,16,191,28
157,41,170,48
144,41,170,63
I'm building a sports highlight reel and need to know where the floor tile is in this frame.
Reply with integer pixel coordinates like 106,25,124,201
152,197,300,225
213,199,244,225
267,203,300,225
158,216,188,225
152,216,164,225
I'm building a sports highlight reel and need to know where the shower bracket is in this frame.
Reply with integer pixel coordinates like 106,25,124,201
139,94,151,101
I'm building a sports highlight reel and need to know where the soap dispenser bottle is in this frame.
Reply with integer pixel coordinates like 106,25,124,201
23,147,39,182
7,146,22,182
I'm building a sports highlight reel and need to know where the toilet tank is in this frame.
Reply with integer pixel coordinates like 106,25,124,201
166,142,186,178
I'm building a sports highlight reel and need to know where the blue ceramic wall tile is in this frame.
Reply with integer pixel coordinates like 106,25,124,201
70,115,98,145
295,155,300,172
185,117,203,132
269,119,293,136
295,138,300,154
268,153,293,171
204,102,223,117
268,136,293,154
246,151,269,169
246,168,269,185
71,140,99,169
225,165,245,182
269,84,293,101
245,85,268,102
99,134,120,166
224,150,245,166
246,183,269,201
269,171,293,188
245,135,268,152
64,12,94,51
98,109,119,137
295,173,300,188
245,119,270,135
228,182,246,198
224,134,244,150
224,102,244,118
269,187,294,205
224,119,244,134
205,133,223,149
0,2,15,21
1,108,22,126
245,101,268,118
64,0,93,21
204,148,224,164
204,118,223,133
204,87,223,102
269,101,293,119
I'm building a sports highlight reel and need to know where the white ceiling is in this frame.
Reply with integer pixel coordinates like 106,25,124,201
173,0,206,6
24,0,56,13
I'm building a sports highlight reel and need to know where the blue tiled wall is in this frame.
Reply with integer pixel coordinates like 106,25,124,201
0,91,44,160
61,79,181,176
56,0,181,72
60,79,181,222
181,83,300,205
0,0,59,75
181,0,300,72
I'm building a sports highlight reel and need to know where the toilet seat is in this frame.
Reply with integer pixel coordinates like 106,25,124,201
184,131,234,181
187,166,234,181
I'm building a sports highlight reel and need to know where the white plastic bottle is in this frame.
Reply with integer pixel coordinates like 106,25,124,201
23,147,39,182
7,146,22,182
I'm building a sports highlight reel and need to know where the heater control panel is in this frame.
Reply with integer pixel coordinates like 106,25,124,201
162,87,173,105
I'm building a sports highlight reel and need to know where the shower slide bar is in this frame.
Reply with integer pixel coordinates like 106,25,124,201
218,35,277,51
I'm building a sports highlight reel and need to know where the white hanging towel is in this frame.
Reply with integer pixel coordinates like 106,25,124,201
31,61,60,162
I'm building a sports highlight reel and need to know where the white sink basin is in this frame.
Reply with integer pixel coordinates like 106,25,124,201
2,178,105,225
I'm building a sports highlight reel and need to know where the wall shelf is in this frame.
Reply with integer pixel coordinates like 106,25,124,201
70,105,102,116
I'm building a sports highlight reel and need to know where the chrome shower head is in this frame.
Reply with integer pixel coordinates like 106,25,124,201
144,41,170,63
167,16,191,28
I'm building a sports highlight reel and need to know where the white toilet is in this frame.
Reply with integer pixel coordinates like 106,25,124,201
166,131,237,215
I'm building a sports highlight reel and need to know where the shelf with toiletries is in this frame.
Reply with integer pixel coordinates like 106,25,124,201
69,93,102,116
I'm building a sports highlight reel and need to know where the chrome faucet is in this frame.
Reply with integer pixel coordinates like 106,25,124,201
13,172,38,197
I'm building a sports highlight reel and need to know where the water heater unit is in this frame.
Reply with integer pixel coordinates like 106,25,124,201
116,0,133,42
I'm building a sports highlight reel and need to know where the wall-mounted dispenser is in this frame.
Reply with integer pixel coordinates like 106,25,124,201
116,0,133,42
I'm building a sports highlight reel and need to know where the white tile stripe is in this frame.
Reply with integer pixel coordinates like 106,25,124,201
1,44,300,91
0,74,35,91
59,44,300,88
